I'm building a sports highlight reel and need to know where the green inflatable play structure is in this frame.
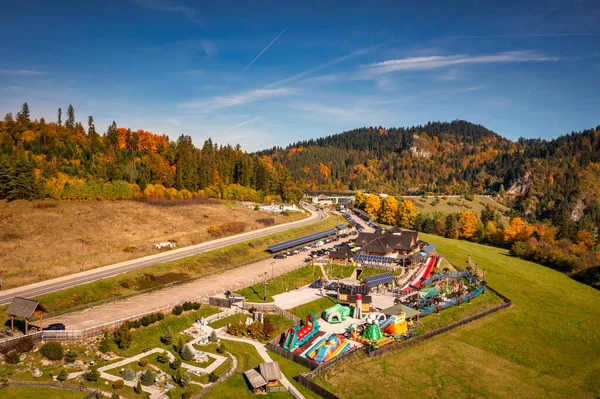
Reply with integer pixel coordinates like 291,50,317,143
362,322,383,342
322,304,351,324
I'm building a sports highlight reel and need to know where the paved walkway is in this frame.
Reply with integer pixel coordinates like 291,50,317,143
215,329,305,399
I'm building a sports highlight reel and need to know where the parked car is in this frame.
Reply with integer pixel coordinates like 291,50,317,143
43,323,66,331
292,250,300,255
274,254,287,259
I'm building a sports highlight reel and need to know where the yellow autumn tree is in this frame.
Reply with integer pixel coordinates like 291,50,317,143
364,194,382,219
458,211,479,240
379,196,398,225
396,199,419,229
354,191,367,209
504,217,534,243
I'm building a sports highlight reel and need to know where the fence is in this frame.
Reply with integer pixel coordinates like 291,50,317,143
209,297,232,308
0,295,211,350
265,342,318,370
239,302,301,323
2,381,99,398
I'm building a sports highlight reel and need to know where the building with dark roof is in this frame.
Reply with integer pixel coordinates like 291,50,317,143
329,246,354,261
259,362,282,386
354,230,419,257
6,297,48,335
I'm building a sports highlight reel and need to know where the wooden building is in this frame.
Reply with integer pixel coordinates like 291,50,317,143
6,297,48,335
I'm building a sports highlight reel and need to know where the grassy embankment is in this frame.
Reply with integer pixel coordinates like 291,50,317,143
314,233,600,399
0,198,304,289
408,195,509,224
0,213,345,329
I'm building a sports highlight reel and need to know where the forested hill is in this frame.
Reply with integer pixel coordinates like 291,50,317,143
0,103,303,202
263,120,598,219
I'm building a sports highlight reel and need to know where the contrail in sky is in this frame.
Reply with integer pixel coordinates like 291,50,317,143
243,27,288,71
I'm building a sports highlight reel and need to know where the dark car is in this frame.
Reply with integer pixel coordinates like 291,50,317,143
43,323,66,331
274,254,287,259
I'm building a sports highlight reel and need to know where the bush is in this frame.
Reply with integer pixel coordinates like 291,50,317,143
170,358,181,370
157,312,165,320
139,358,149,367
57,368,68,382
14,337,35,354
112,393,121,399
157,351,169,364
135,380,143,394
175,337,184,353
113,379,124,389
4,350,20,364
40,342,63,361
208,372,218,382
179,372,190,388
161,331,172,345
85,367,100,382
172,305,183,316
140,369,155,386
122,369,136,381
113,322,133,349
65,349,77,363
130,320,141,329
209,330,218,343
99,332,111,353
182,302,192,311
180,344,193,361
182,390,193,399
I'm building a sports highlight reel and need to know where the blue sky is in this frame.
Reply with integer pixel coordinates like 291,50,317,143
1,0,599,151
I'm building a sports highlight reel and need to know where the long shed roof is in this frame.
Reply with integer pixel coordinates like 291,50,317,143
259,362,282,382
244,369,267,389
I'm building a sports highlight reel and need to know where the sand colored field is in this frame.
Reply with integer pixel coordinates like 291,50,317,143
0,199,302,288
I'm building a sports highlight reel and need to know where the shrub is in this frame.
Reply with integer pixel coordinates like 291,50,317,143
176,337,184,353
4,350,20,364
182,302,192,311
157,351,169,364
172,305,183,316
122,369,136,381
40,342,63,361
207,224,221,237
208,372,218,382
248,306,257,314
180,344,193,361
179,372,190,388
113,322,133,349
85,367,100,382
65,349,77,363
135,380,143,394
263,317,276,339
139,358,149,367
130,320,141,329
209,330,218,343
57,368,68,382
14,337,35,354
182,390,193,399
170,358,181,370
113,379,124,389
99,332,111,353
140,369,155,386
161,331,173,345
111,393,121,399
157,312,165,320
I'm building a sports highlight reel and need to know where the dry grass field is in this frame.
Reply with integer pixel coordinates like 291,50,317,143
0,199,303,288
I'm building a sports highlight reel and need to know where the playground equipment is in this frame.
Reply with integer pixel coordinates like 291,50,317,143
322,304,351,324
380,313,408,335
362,313,383,342
282,312,319,350
306,334,351,363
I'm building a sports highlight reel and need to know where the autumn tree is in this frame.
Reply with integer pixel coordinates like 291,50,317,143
396,198,419,229
504,217,534,244
458,211,479,240
379,196,398,225
364,194,382,219
354,191,367,209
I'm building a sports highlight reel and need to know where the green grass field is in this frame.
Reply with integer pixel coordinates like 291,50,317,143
0,213,346,329
267,351,322,399
288,296,338,318
410,196,509,223
315,233,600,398
210,313,249,329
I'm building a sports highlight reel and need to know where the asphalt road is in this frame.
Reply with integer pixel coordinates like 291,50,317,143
0,204,326,305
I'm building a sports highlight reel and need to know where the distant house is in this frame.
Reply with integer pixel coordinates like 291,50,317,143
243,362,282,394
329,246,354,261
336,223,348,234
314,194,333,207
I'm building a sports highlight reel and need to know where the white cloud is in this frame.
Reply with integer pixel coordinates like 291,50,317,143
201,40,217,58
167,118,181,126
179,87,296,111
134,0,200,25
0,69,48,76
290,101,361,120
230,116,262,129
360,50,557,77
265,47,372,89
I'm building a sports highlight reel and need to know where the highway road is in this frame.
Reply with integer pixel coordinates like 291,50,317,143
0,204,327,305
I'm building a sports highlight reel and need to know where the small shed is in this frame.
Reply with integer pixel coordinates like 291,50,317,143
381,303,421,321
244,368,268,394
259,362,282,386
6,297,48,335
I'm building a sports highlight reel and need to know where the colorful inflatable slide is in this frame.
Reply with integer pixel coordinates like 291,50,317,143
282,312,319,350
306,334,350,363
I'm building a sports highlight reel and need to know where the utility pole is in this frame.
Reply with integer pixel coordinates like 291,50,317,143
80,239,85,271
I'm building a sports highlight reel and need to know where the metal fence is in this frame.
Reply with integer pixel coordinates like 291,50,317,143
239,302,301,323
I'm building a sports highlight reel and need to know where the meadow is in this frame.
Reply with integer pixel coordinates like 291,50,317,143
409,195,509,223
0,198,303,288
315,233,600,398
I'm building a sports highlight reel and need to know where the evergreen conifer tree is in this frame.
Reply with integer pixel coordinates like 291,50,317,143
17,102,30,124
57,108,62,125
66,104,75,128
9,156,37,200
0,155,12,199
